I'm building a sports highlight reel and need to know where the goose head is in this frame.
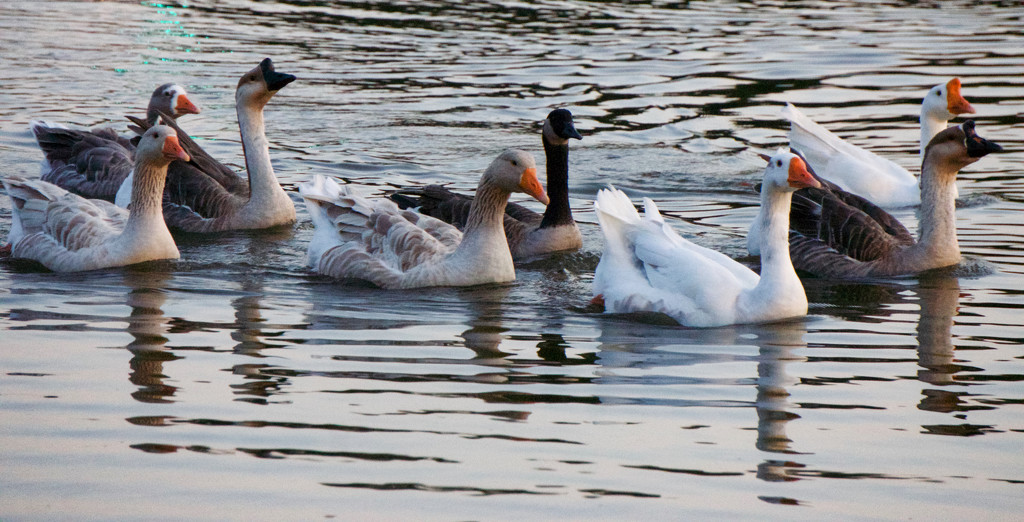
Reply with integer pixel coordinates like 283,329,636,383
235,58,296,109
922,120,1002,178
923,78,975,121
762,149,821,193
543,108,583,146
136,125,191,167
146,84,200,124
484,149,549,204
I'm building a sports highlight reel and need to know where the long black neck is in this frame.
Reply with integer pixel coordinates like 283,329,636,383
539,138,573,228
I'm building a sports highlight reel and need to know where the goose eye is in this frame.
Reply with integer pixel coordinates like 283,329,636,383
511,160,518,166
936,90,943,96
249,74,257,82
776,160,782,167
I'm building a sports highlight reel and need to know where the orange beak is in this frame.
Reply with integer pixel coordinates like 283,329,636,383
162,135,191,162
946,78,975,115
787,156,820,189
519,166,549,205
175,94,201,116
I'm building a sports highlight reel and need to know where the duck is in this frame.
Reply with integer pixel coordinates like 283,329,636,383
389,108,583,259
783,78,975,208
116,58,297,233
30,83,200,202
786,120,1002,279
299,149,549,289
591,150,821,327
2,125,189,272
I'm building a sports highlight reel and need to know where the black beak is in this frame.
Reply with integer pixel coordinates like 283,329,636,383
260,58,297,92
963,120,1003,158
562,123,583,140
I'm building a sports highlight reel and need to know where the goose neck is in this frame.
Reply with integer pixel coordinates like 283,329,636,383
236,102,279,201
125,162,170,232
539,139,573,228
919,111,949,161
463,180,510,235
754,187,802,293
915,158,960,259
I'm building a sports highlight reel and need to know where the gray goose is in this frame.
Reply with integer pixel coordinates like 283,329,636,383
121,58,296,233
786,120,1002,279
2,125,189,272
300,149,548,289
390,108,583,259
31,84,199,201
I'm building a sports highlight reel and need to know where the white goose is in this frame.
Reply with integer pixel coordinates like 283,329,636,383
783,78,975,209
116,58,297,233
592,151,820,327
31,84,200,201
300,149,548,289
2,125,188,272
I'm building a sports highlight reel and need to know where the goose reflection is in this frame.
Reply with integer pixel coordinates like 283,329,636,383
751,320,808,482
226,234,297,403
122,267,179,404
914,275,970,414
456,285,514,376
595,316,808,482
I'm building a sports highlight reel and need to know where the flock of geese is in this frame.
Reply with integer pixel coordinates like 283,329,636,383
0,60,1004,327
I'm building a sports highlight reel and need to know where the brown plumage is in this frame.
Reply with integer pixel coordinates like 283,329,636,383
122,59,297,233
786,121,1002,279
32,84,199,201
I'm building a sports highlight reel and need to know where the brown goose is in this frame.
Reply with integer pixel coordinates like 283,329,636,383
786,120,1002,279
2,125,189,272
390,109,583,259
120,58,296,233
31,84,200,201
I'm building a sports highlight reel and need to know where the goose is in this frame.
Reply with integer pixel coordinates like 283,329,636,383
783,78,975,208
30,84,200,201
2,125,189,272
591,151,821,327
389,109,583,259
300,149,549,289
786,120,1002,279
116,58,297,233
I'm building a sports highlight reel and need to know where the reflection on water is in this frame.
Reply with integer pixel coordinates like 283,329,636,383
123,269,179,404
754,322,807,484
1,0,1023,519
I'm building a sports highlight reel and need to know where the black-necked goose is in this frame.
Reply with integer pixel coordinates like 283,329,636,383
300,149,548,289
30,83,199,202
784,78,975,208
2,125,189,272
119,58,296,233
390,108,583,259
786,120,1001,279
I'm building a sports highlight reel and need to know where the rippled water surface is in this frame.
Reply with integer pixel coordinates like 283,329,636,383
2,1,1023,519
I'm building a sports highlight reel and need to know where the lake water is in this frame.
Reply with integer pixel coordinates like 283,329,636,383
1,1,1023,519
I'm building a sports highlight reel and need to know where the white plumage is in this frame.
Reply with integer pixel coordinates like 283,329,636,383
593,151,820,327
782,78,974,209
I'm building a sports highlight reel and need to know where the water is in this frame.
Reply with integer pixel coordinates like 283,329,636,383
2,1,1023,519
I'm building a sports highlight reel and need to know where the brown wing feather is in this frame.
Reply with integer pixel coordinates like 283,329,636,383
391,184,542,231
34,126,134,201
127,113,248,195
788,231,873,279
790,185,912,263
